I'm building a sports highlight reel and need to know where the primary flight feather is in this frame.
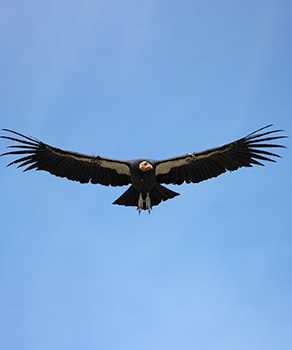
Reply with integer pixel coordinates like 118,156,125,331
1,125,286,213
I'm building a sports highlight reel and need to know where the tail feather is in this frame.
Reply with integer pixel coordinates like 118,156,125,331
113,184,179,209
112,185,138,207
150,183,180,206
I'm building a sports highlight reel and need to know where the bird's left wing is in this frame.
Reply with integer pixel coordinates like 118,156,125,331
1,129,131,186
155,125,286,185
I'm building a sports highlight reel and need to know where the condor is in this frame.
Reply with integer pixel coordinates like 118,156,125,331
1,125,286,213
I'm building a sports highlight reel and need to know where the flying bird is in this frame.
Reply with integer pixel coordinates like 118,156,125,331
1,125,286,213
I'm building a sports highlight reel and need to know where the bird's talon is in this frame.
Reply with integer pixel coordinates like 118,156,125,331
145,192,152,214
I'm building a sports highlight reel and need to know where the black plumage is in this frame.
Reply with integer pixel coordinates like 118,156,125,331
1,125,287,213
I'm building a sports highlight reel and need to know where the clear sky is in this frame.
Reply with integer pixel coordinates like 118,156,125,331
1,1,291,349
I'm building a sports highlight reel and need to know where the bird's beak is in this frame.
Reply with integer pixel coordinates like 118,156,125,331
144,163,153,171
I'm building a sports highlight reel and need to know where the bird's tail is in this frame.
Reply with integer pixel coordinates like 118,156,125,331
113,184,179,209
113,185,138,207
150,183,180,207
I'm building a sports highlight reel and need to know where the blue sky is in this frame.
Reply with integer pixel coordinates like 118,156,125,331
0,1,291,349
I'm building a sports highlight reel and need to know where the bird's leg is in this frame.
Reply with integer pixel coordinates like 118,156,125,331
137,192,151,214
145,192,152,214
138,192,144,214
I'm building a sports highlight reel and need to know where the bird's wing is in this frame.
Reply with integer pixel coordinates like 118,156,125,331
1,129,131,186
155,125,287,185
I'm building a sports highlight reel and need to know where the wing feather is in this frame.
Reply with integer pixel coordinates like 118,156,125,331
1,129,131,186
155,125,287,185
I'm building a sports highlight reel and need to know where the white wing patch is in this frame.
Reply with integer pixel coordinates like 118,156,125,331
100,159,131,175
155,145,236,176
155,153,197,175
50,148,131,176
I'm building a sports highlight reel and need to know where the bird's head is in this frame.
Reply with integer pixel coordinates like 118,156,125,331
139,161,153,173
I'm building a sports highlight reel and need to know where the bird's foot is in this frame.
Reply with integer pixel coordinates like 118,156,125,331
138,192,143,214
145,192,152,214
137,192,152,214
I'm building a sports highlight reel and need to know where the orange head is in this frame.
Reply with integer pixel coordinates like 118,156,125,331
139,161,153,173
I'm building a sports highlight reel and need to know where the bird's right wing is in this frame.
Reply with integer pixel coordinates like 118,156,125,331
1,129,131,186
